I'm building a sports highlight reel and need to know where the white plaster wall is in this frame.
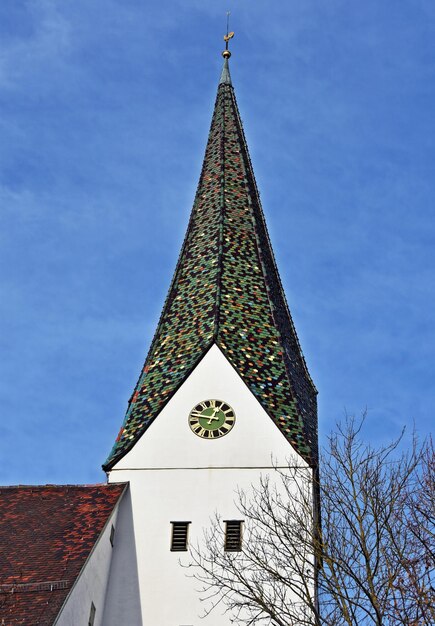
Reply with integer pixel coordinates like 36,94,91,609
109,468,312,626
54,499,122,626
107,344,312,626
102,487,143,626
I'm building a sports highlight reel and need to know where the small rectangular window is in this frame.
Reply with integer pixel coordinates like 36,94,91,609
224,520,243,551
88,602,96,626
170,521,190,551
110,524,115,547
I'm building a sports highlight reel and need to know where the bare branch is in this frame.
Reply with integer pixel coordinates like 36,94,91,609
187,417,434,625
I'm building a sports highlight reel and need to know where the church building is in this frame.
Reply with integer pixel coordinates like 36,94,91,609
0,39,318,626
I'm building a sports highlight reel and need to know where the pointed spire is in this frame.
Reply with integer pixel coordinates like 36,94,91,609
103,48,317,472
219,56,232,85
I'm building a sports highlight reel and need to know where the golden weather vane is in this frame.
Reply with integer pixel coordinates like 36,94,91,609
222,11,234,58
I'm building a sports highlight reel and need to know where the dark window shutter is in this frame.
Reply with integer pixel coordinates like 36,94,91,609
224,520,243,551
170,521,190,551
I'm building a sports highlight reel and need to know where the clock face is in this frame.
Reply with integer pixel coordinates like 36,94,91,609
189,399,235,439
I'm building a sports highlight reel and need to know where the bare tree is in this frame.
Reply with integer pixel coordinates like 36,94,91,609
188,418,435,626
392,437,435,624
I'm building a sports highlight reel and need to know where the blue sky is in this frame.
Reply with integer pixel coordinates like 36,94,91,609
1,0,434,484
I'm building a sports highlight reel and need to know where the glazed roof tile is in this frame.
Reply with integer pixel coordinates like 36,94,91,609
104,57,317,470
0,483,126,625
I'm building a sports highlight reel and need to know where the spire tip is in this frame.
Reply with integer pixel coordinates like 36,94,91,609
222,12,234,59
219,13,233,85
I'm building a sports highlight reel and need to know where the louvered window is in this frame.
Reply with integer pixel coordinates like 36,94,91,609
88,602,96,626
224,520,243,551
170,521,190,551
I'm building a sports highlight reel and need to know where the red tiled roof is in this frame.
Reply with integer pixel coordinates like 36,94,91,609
0,483,126,625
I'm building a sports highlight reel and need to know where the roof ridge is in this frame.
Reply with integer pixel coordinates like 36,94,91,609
0,483,126,490
213,81,229,340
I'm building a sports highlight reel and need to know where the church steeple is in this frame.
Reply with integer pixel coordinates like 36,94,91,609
104,49,317,471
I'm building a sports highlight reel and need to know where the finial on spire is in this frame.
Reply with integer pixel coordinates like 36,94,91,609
222,11,234,59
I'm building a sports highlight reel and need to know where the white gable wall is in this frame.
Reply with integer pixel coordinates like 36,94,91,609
111,344,306,471
54,500,122,626
106,344,312,625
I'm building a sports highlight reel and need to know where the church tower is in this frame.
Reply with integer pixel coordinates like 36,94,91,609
103,41,318,626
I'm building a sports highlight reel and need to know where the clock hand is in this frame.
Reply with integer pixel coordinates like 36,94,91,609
206,407,221,424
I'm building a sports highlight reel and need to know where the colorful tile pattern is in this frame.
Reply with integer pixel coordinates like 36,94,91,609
0,483,126,625
104,65,317,470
